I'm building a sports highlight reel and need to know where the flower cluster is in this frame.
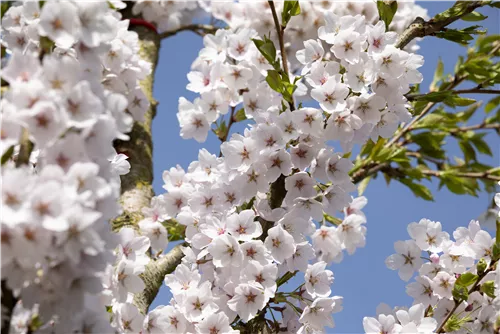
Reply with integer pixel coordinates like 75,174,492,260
146,8,424,334
1,1,150,333
364,193,500,334
131,1,203,33
179,14,423,150
209,0,428,71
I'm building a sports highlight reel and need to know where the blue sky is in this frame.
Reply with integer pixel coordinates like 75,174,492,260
149,3,499,332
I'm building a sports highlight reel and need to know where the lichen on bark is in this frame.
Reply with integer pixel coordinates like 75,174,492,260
112,20,160,231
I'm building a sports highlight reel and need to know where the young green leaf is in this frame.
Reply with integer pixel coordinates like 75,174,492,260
461,11,487,22
266,70,283,93
485,96,500,114
377,1,398,30
398,179,434,201
452,284,468,302
358,176,371,196
282,1,301,26
444,96,476,108
480,280,496,298
252,37,277,65
430,58,444,92
413,91,453,103
1,145,14,165
456,272,478,287
233,108,247,122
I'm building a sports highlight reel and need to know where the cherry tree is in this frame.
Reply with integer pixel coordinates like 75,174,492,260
1,1,500,333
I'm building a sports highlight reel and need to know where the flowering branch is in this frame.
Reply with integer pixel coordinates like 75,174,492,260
421,169,500,182
134,243,186,314
435,259,498,333
395,1,488,49
449,122,500,134
383,165,500,182
159,24,219,39
406,88,500,101
268,0,295,111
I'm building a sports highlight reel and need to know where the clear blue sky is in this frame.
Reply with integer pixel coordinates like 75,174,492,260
150,3,499,332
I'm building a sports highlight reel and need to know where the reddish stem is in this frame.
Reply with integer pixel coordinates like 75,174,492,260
128,18,158,34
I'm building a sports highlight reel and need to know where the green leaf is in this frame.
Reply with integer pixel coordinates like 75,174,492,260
436,27,483,45
282,1,301,26
485,96,500,114
444,96,476,108
252,37,277,65
434,2,477,21
490,2,500,9
234,108,247,122
377,1,398,30
213,120,228,140
452,284,469,302
413,91,452,103
456,101,482,121
480,280,496,298
398,179,434,201
456,273,478,287
1,2,11,19
470,134,492,156
462,11,487,22
360,139,375,157
369,137,387,160
493,243,500,261
443,314,466,333
441,173,479,196
413,114,447,129
358,176,371,196
39,36,55,54
324,213,342,226
459,140,477,162
1,145,14,165
163,219,186,242
411,132,446,160
266,70,283,93
430,58,444,91
108,1,117,9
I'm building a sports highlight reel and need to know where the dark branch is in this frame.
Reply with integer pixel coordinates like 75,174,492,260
395,1,488,49
159,24,219,39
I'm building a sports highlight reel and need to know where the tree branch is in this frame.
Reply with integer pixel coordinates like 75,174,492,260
450,122,500,134
436,259,498,333
268,0,295,111
113,8,160,232
395,1,488,49
134,243,186,314
1,280,17,334
406,88,500,101
420,169,500,182
159,24,218,39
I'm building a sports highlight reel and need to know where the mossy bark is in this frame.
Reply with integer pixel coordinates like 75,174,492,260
112,21,159,231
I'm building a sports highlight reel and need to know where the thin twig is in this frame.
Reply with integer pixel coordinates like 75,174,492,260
159,24,219,39
420,169,500,182
406,151,444,166
450,122,500,134
219,106,236,157
406,89,500,101
268,0,295,111
435,259,498,333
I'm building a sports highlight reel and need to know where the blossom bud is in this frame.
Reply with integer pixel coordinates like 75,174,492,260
477,258,487,275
